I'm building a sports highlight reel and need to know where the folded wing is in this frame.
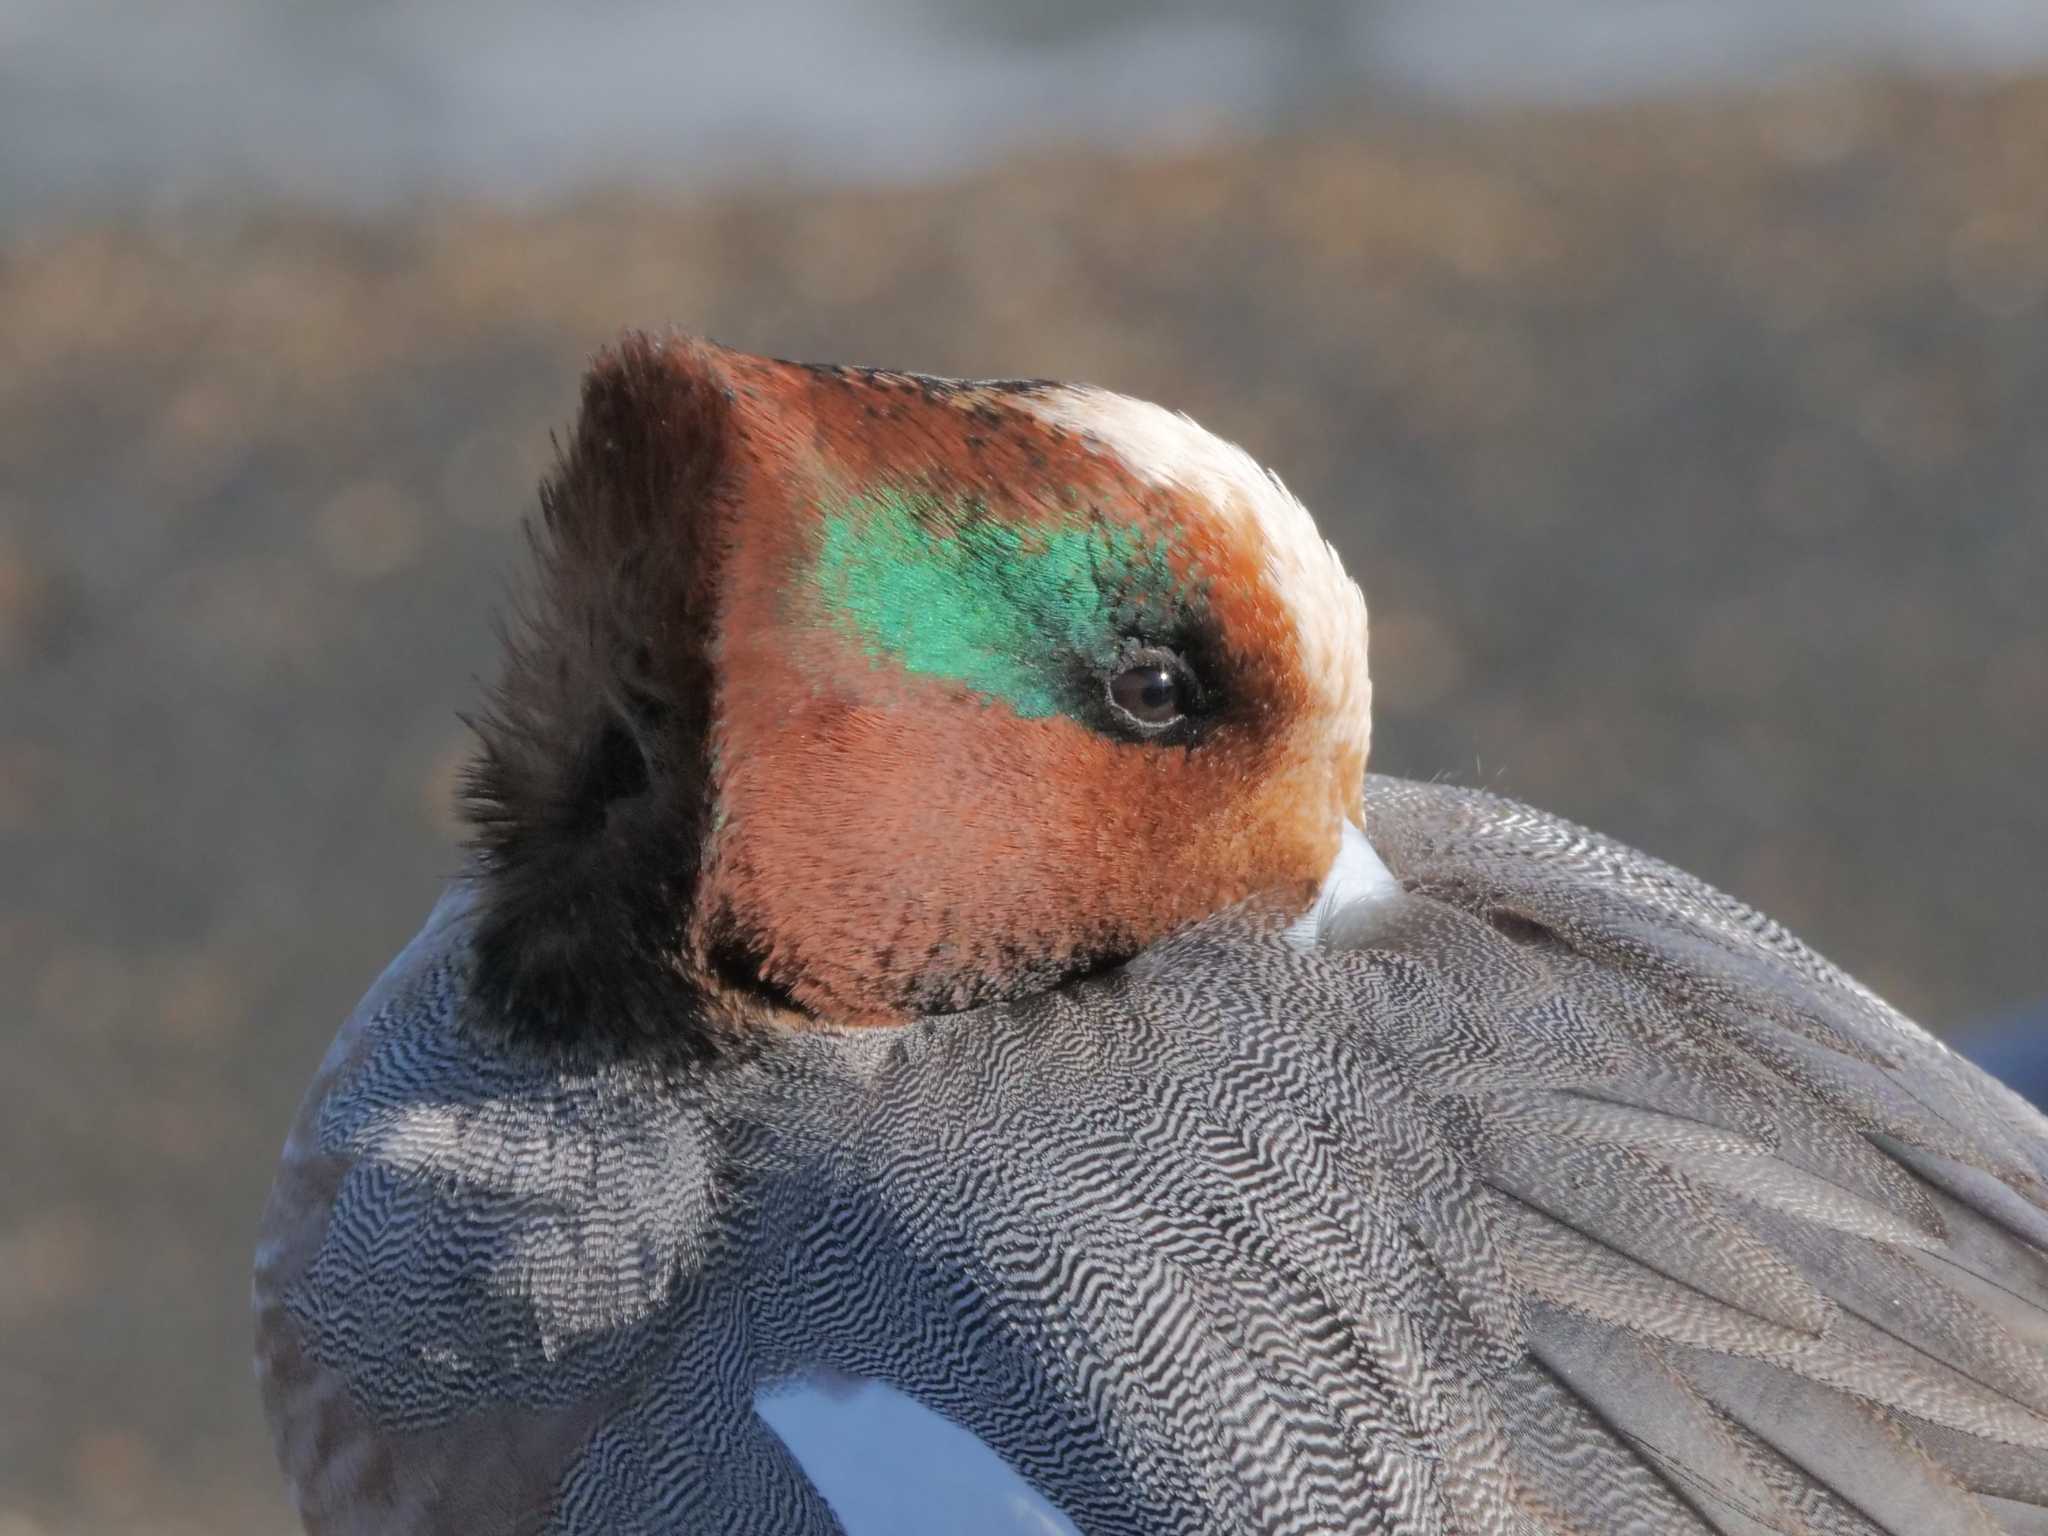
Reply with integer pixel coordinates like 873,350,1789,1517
1361,776,2048,1536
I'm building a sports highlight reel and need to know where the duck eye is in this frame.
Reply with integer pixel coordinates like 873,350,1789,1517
1107,652,1188,728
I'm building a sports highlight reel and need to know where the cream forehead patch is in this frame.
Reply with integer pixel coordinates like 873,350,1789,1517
1021,386,1372,760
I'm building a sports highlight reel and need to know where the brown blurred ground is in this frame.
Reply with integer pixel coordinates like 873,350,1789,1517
3,74,2046,1533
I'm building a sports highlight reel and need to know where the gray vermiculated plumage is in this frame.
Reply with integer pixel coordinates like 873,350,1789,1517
254,776,2048,1535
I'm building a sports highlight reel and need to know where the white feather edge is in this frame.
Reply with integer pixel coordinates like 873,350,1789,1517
756,1374,1082,1536
1286,818,1401,948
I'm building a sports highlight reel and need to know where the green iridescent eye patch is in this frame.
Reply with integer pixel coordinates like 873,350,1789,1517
810,487,1187,719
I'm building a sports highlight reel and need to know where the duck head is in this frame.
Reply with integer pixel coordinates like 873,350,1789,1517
466,334,1371,1053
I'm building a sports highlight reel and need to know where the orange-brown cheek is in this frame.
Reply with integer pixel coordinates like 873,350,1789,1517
702,701,1341,1024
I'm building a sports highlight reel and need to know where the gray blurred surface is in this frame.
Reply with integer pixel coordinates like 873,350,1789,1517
3,64,2047,1536
9,0,2048,221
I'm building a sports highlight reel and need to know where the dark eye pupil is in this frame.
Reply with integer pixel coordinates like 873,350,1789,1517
1110,664,1183,724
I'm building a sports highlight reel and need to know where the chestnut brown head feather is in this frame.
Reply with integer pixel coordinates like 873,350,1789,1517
462,333,1371,1058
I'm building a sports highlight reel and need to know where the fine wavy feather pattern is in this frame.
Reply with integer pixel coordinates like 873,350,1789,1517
257,777,2048,1535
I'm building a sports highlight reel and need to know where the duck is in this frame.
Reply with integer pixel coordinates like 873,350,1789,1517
253,333,2048,1536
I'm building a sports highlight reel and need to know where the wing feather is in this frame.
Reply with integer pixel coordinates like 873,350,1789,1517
1363,777,2048,1534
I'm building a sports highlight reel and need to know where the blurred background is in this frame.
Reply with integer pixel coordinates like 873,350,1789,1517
4,2,2047,1531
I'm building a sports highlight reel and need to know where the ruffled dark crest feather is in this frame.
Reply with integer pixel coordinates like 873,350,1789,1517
460,332,739,1061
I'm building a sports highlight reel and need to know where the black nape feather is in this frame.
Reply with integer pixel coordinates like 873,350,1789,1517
458,333,741,1065
572,717,653,831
